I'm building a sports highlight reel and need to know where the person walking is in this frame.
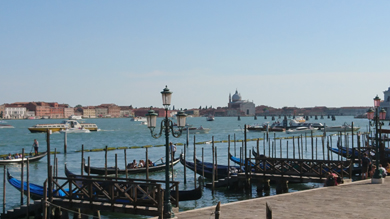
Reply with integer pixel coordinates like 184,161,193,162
361,153,371,179
33,139,39,155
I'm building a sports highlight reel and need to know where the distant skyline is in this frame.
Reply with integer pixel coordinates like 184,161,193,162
1,1,389,109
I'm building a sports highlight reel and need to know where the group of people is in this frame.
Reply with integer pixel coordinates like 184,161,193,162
324,171,343,187
5,153,22,159
361,153,389,179
127,159,154,169
3,139,39,160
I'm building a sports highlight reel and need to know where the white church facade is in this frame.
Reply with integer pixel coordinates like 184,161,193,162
227,90,256,116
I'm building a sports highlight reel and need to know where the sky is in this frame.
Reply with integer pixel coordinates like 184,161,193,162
1,1,390,109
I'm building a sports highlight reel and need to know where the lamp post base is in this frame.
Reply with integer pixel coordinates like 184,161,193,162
371,177,385,184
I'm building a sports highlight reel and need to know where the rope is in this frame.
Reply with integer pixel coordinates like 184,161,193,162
44,200,97,217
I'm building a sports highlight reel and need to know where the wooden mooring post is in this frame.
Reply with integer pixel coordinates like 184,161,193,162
81,145,84,175
214,202,221,219
194,135,197,189
64,129,67,154
27,157,31,217
266,202,272,219
3,165,5,215
21,148,24,206
124,149,128,178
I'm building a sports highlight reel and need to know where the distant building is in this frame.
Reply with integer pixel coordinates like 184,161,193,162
3,104,26,119
0,104,4,118
381,86,390,120
95,107,108,118
134,107,168,117
184,109,200,117
119,106,133,117
82,107,96,118
227,90,255,116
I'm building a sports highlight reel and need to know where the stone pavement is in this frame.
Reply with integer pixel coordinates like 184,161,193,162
170,179,389,219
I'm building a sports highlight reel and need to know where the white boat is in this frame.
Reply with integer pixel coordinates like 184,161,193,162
68,115,83,120
286,126,318,134
206,116,215,121
60,127,91,133
28,120,98,133
184,126,210,134
0,121,14,129
289,117,306,127
323,123,360,132
131,117,147,122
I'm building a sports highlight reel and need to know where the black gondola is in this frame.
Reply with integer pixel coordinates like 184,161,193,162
0,151,47,165
66,164,203,201
84,156,180,175
180,154,239,179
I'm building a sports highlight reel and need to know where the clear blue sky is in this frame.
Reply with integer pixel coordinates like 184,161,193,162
1,1,389,109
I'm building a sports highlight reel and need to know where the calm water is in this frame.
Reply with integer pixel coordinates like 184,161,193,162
0,116,376,218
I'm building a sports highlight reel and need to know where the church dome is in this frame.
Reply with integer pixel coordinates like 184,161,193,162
232,90,241,102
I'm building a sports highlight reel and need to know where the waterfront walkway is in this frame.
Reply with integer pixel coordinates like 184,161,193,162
172,179,388,219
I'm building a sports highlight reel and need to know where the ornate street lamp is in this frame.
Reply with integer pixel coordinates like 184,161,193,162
145,86,187,218
367,95,387,183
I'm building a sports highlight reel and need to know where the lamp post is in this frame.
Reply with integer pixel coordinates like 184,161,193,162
145,86,187,218
367,95,387,183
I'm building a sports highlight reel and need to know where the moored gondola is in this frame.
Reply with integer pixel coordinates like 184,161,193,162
180,154,239,179
84,156,180,175
0,152,47,165
67,164,203,201
7,169,67,200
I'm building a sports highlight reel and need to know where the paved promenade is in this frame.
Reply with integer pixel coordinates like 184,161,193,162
172,179,389,219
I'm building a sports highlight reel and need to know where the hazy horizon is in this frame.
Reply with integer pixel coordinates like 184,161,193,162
1,1,389,109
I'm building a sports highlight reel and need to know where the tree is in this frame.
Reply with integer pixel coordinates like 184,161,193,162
75,104,82,108
199,106,202,109
0,111,3,118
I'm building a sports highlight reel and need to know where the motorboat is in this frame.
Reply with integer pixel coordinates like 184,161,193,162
184,126,210,134
60,127,91,133
289,117,306,126
323,123,360,132
130,117,147,122
0,121,14,128
247,124,267,132
68,115,83,120
286,126,318,134
206,116,215,121
28,120,98,133
268,122,286,132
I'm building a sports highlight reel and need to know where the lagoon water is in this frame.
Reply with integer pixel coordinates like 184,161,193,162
0,116,373,218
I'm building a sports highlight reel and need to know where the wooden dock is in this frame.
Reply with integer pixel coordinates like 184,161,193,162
170,178,385,219
1,200,42,219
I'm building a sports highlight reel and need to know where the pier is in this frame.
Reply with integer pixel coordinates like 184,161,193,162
171,178,386,219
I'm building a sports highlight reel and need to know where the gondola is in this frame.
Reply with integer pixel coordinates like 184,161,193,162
252,148,266,158
170,176,204,201
7,169,67,200
228,153,256,167
180,154,239,179
84,156,181,175
0,152,47,165
328,147,361,159
66,164,203,201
